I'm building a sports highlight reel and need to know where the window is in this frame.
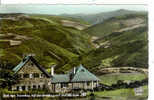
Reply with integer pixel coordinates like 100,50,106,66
33,73,39,78
18,74,22,78
22,86,25,91
87,82,90,86
33,85,36,90
61,83,68,88
40,73,44,78
28,86,31,90
31,63,34,66
28,62,34,66
23,74,29,78
43,85,46,89
16,86,19,91
81,69,85,72
38,85,41,89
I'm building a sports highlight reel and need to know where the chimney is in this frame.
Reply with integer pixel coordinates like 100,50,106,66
22,53,35,58
51,65,56,76
28,53,35,57
73,67,76,74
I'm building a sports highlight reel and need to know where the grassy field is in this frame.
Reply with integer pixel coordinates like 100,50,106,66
0,85,148,100
94,85,148,100
99,72,147,85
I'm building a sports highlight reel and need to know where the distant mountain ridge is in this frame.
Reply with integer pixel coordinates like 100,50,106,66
61,9,147,25
0,13,25,18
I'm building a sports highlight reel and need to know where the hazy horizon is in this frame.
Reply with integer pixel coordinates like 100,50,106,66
0,4,147,15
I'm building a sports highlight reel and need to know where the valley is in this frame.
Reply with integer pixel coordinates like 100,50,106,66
0,9,148,100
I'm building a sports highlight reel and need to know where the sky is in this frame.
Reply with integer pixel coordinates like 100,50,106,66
0,5,147,15
2,0,147,4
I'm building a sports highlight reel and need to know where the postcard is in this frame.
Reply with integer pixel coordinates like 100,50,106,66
0,2,148,100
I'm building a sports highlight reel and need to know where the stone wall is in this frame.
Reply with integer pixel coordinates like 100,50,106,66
52,81,99,93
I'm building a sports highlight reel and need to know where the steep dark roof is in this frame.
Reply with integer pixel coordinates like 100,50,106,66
13,56,29,73
51,74,70,83
51,64,100,83
13,56,51,78
71,64,100,82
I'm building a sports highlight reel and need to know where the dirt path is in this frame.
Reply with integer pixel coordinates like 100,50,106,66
96,67,148,75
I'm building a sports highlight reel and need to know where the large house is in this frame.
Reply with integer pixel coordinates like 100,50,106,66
11,55,100,92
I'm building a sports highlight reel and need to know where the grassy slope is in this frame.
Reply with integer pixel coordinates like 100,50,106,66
0,13,148,73
94,85,148,100
0,14,92,72
85,13,147,36
82,13,148,70
99,73,147,85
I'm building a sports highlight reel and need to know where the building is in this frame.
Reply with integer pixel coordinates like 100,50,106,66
11,55,100,92
11,56,51,91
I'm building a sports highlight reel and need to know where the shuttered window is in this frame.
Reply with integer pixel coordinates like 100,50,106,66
23,74,29,78
33,73,39,78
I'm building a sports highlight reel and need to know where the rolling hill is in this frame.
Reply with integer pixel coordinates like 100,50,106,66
0,11,148,74
81,13,148,70
0,13,93,73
